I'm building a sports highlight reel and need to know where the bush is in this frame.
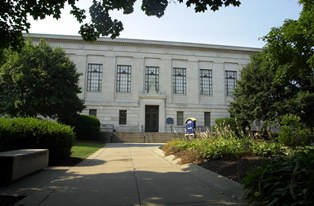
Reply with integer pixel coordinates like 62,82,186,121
69,114,101,140
215,117,237,130
162,139,187,156
243,149,314,205
214,117,241,137
0,117,75,164
163,134,283,161
249,139,284,157
278,114,312,147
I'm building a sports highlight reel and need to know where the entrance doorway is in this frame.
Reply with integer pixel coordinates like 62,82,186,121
145,105,159,132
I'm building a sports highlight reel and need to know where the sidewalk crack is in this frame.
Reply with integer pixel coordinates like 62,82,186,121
130,151,142,206
35,189,55,206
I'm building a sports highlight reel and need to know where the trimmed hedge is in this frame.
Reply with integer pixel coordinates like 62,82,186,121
0,117,75,164
70,115,101,140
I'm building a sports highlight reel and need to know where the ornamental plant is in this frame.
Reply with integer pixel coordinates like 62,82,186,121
243,149,314,205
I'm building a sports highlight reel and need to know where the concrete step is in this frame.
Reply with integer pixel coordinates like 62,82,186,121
144,132,177,143
113,132,144,143
106,132,178,143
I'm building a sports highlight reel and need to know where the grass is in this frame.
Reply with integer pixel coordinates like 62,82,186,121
47,140,105,166
71,140,105,159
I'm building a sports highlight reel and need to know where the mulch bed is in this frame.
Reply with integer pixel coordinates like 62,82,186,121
165,148,271,183
198,156,271,183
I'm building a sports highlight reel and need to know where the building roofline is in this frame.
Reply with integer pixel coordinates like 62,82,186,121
24,33,262,53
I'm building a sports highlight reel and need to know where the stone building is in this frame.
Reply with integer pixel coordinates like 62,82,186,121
28,34,259,133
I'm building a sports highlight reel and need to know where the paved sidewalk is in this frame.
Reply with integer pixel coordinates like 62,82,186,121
1,143,247,206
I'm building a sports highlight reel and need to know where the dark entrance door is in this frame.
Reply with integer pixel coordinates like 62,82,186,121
145,105,159,132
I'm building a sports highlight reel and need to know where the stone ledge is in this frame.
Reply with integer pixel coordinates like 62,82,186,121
0,149,49,184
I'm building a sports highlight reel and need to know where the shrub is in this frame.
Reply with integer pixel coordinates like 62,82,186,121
69,114,101,140
278,114,312,147
214,117,242,137
163,134,283,161
196,137,247,159
0,117,75,164
162,139,190,156
249,139,284,157
243,149,314,205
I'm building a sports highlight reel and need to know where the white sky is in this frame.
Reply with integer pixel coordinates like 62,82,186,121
29,0,302,48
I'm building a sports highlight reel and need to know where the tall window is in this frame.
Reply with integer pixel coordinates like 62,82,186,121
200,69,213,95
87,64,102,91
204,112,211,127
145,66,159,93
116,65,131,92
225,71,237,96
119,110,127,125
177,111,184,125
173,68,186,94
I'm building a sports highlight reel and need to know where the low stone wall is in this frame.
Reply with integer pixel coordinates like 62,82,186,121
0,149,49,184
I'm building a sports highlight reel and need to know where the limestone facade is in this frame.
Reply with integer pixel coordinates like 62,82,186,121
28,34,259,132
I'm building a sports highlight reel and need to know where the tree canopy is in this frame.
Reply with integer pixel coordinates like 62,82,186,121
230,0,314,127
0,40,85,122
0,0,241,50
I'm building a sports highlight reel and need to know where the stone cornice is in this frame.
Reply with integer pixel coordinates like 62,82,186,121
24,33,261,54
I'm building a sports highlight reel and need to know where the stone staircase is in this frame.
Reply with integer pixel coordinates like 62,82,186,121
102,132,181,143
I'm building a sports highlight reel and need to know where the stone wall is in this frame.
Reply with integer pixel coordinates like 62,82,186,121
27,34,259,132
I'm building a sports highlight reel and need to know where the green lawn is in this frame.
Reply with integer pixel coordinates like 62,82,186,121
71,140,105,159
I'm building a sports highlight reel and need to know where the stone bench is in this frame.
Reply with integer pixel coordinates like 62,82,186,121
0,149,49,184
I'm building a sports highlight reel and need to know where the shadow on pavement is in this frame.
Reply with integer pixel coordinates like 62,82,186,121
15,166,245,206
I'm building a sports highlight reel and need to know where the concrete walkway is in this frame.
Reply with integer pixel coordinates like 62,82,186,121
1,143,247,206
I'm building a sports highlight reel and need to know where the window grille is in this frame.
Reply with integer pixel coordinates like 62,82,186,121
204,112,211,127
200,69,213,95
225,71,237,96
119,110,127,125
89,109,97,116
173,68,186,94
145,66,159,93
177,111,184,125
87,64,103,91
116,65,131,92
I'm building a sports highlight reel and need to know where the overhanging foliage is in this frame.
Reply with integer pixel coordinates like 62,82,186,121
0,0,241,49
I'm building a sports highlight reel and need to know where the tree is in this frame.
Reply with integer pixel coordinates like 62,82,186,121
229,52,277,123
230,0,314,127
0,0,241,50
0,40,85,122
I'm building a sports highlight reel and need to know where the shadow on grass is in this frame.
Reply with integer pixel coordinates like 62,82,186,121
49,157,84,167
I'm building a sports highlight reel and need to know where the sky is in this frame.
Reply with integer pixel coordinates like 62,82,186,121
29,0,302,48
